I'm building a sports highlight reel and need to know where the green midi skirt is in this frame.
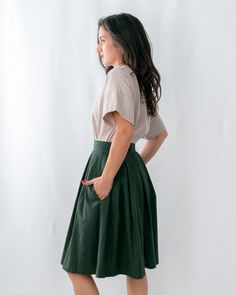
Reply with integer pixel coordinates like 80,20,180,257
60,140,159,279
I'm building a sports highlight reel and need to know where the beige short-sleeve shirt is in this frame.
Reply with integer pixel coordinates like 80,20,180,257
91,64,166,144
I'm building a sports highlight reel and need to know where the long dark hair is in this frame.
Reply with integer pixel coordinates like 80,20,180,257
97,13,162,116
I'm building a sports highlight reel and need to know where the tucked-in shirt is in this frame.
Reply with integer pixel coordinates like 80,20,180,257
91,64,166,144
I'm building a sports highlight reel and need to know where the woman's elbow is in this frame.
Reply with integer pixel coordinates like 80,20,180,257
156,128,168,138
151,128,168,141
162,128,168,138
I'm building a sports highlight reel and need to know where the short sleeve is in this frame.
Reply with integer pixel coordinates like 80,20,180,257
102,69,135,127
143,104,166,139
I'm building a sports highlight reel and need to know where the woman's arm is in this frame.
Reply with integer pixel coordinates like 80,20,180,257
101,111,134,182
139,129,168,165
83,111,167,199
82,111,133,199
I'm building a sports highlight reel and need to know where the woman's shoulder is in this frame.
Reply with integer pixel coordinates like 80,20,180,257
107,64,135,79
105,65,137,90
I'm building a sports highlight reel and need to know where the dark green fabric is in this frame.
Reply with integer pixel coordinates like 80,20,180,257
60,140,159,279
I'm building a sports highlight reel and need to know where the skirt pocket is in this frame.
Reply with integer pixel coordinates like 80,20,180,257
90,184,101,202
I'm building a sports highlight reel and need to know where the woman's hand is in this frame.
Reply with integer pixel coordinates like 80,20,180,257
82,175,113,200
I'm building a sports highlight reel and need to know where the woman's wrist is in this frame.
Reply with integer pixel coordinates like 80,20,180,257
101,172,114,183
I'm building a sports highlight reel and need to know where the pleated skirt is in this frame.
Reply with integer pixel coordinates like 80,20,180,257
60,139,159,279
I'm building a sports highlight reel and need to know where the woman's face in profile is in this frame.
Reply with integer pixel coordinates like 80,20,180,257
96,25,124,68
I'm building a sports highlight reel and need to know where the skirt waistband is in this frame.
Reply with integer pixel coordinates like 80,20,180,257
93,140,136,154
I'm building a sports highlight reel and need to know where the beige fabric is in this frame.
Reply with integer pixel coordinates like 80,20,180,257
91,64,166,144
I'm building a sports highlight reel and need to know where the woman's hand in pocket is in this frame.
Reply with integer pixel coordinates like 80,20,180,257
82,175,113,200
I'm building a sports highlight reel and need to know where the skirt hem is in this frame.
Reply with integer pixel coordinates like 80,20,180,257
61,263,159,279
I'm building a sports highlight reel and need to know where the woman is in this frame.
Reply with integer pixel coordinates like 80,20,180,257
60,13,168,295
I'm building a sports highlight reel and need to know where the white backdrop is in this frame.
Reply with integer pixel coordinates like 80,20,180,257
1,0,235,294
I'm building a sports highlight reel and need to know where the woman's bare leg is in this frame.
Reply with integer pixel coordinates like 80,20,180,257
67,272,100,295
126,272,148,295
